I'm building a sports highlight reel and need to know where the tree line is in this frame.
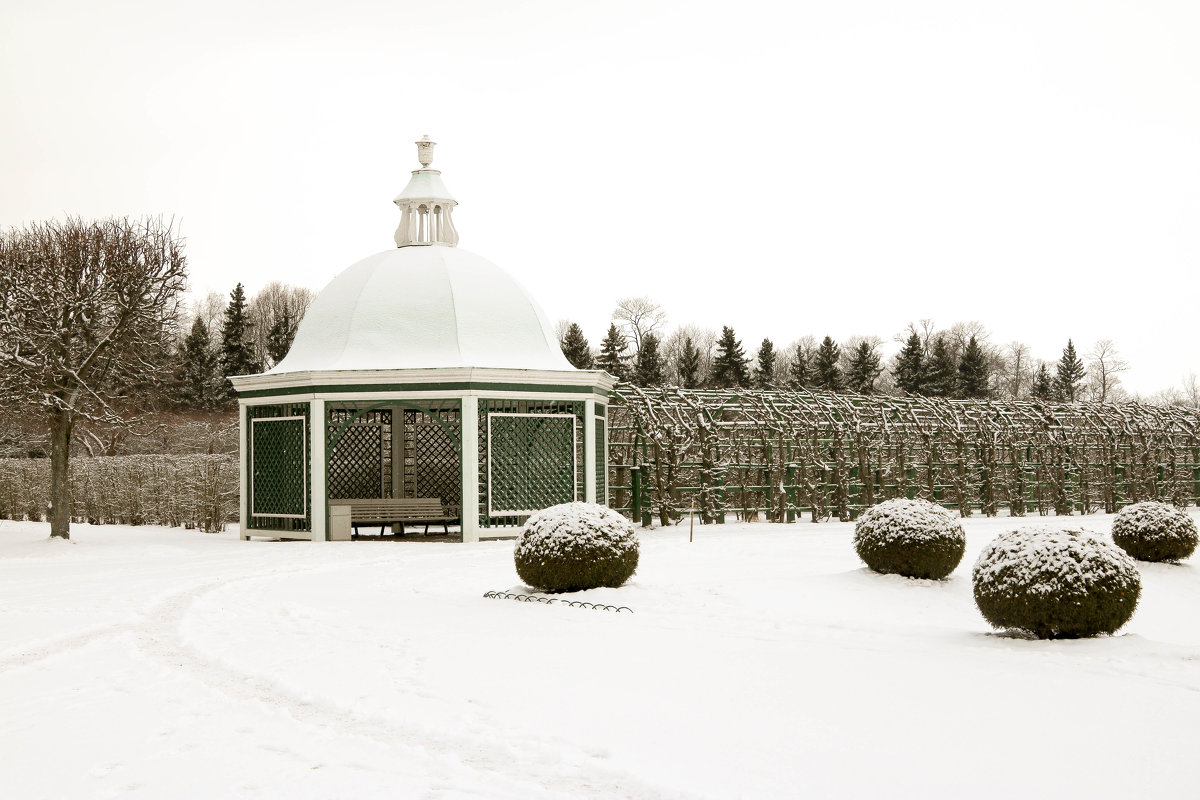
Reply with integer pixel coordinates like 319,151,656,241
173,280,314,409
557,297,1155,404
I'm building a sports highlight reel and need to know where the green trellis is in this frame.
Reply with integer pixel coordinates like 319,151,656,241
327,408,391,499
487,413,576,515
478,398,584,527
247,402,311,532
403,408,462,516
326,401,461,514
595,411,607,505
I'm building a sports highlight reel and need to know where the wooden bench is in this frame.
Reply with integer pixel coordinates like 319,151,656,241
334,497,458,537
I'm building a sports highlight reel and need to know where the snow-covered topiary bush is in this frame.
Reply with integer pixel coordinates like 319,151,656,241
973,527,1141,639
1111,501,1198,563
852,498,966,580
513,502,639,593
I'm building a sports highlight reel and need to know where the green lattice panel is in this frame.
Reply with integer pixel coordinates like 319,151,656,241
404,410,461,512
595,416,607,505
488,414,576,515
328,424,384,499
251,416,307,517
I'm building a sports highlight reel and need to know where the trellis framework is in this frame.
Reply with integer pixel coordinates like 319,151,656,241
609,386,1200,525
246,402,312,534
478,398,586,528
325,401,462,517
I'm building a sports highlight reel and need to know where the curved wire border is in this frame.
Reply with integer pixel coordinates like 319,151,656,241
483,590,632,613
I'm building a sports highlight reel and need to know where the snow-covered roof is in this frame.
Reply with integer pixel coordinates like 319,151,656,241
393,170,455,203
267,245,574,374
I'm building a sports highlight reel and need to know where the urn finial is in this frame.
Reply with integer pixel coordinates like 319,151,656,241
416,135,435,169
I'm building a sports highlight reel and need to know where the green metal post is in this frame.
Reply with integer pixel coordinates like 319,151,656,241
786,463,797,523
631,466,641,524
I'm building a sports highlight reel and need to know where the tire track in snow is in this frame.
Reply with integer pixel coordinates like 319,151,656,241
130,568,687,800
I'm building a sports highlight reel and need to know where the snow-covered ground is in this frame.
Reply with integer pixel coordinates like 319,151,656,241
2,512,1198,799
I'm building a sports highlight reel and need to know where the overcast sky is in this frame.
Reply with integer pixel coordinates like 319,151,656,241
2,0,1197,394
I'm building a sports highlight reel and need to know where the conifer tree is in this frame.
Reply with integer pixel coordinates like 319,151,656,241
1031,363,1055,400
753,338,776,389
956,335,990,399
813,336,844,392
893,332,925,395
219,283,259,399
597,323,629,381
559,322,594,369
265,309,295,367
788,343,812,389
924,336,957,398
633,333,665,386
177,317,220,409
711,326,750,388
1054,339,1087,401
677,336,702,389
845,341,882,394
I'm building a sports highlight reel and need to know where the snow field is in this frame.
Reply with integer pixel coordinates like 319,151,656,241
1,512,1199,799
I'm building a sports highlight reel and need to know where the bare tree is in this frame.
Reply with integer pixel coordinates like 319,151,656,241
554,319,572,343
612,296,667,355
998,341,1033,400
1183,374,1200,409
0,217,188,538
894,319,938,356
662,325,717,386
1085,339,1130,403
247,281,316,369
191,291,226,338
944,320,990,359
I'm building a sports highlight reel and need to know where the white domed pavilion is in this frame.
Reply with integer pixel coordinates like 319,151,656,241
231,138,613,542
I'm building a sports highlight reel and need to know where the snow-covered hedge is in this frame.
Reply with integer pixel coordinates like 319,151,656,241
514,502,639,593
853,498,966,579
1111,501,1197,563
973,527,1141,639
0,455,236,531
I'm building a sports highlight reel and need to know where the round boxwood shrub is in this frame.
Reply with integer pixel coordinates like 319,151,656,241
513,502,639,593
1111,501,1198,563
853,498,966,580
973,527,1140,639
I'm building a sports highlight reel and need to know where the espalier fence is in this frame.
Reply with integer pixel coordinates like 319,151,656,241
607,386,1200,526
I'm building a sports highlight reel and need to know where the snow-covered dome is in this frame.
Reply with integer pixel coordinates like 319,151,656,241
268,137,573,375
269,245,572,373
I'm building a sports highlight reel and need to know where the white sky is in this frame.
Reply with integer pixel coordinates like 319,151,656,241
2,0,1198,394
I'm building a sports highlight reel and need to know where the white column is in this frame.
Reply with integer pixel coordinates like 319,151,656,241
310,398,327,542
460,395,480,542
584,398,596,504
238,402,249,540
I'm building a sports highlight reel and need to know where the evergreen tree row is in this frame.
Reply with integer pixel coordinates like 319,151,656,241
559,316,1101,405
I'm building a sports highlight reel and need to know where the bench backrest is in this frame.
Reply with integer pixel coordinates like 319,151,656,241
343,497,447,520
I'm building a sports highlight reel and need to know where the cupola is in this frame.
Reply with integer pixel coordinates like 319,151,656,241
393,136,459,247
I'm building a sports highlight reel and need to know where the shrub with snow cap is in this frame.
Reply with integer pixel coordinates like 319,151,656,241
1111,501,1197,563
853,498,966,580
514,502,639,593
973,527,1140,639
